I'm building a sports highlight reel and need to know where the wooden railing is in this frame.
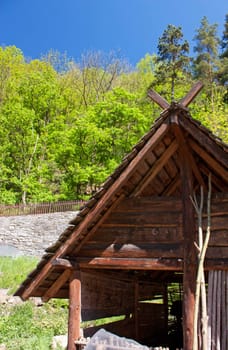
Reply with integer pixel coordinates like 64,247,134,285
0,200,86,217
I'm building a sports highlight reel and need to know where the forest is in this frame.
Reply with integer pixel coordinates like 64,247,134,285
0,15,227,204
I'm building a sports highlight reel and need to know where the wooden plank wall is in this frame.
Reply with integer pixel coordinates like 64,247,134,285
78,195,228,261
78,197,183,260
205,194,228,261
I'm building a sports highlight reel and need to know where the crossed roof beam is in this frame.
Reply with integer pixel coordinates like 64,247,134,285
147,81,207,192
147,81,204,110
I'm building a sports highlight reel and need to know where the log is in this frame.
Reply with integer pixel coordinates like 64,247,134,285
68,270,81,350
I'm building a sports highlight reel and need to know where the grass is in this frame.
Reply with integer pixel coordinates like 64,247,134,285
0,256,38,294
0,256,68,349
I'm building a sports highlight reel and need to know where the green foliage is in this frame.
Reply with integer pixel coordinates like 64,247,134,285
0,17,227,205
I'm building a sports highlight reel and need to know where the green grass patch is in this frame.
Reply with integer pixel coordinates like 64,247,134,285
0,256,38,293
0,256,68,349
0,300,68,349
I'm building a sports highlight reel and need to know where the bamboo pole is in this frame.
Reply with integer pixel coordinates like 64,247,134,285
192,174,211,350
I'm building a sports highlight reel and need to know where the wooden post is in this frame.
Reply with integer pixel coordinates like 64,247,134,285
68,269,81,350
180,136,197,350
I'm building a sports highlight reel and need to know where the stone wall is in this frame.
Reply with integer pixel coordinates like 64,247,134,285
0,211,77,257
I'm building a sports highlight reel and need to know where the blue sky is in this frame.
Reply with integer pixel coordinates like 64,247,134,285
0,0,227,66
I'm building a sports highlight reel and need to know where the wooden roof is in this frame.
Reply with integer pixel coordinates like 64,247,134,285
15,87,228,301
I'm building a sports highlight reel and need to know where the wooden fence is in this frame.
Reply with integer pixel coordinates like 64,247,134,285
0,200,86,217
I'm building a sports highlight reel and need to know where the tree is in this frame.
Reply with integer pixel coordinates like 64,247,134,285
221,13,228,59
193,16,221,113
41,49,74,73
217,14,228,101
192,17,220,85
75,50,129,108
155,24,190,101
0,46,24,104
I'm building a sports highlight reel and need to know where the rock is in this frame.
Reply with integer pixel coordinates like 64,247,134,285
0,344,6,350
0,289,10,304
52,335,67,350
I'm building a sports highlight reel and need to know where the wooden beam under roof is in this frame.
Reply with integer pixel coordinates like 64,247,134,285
189,139,228,182
179,115,228,168
171,122,207,190
77,257,183,270
133,139,179,196
200,164,228,192
162,175,181,196
42,269,71,302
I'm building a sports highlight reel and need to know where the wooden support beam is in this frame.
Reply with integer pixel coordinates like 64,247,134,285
162,175,181,196
147,89,170,109
77,257,183,270
171,122,207,190
68,270,81,350
42,269,71,302
50,257,228,276
133,139,178,196
179,81,204,107
180,140,197,350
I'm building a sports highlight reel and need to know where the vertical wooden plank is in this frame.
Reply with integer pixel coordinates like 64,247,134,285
180,136,197,350
221,271,227,350
226,272,228,350
211,271,217,350
216,271,221,350
207,271,213,350
134,280,139,341
68,270,81,350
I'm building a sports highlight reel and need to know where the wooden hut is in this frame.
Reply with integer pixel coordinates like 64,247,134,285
15,83,228,350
